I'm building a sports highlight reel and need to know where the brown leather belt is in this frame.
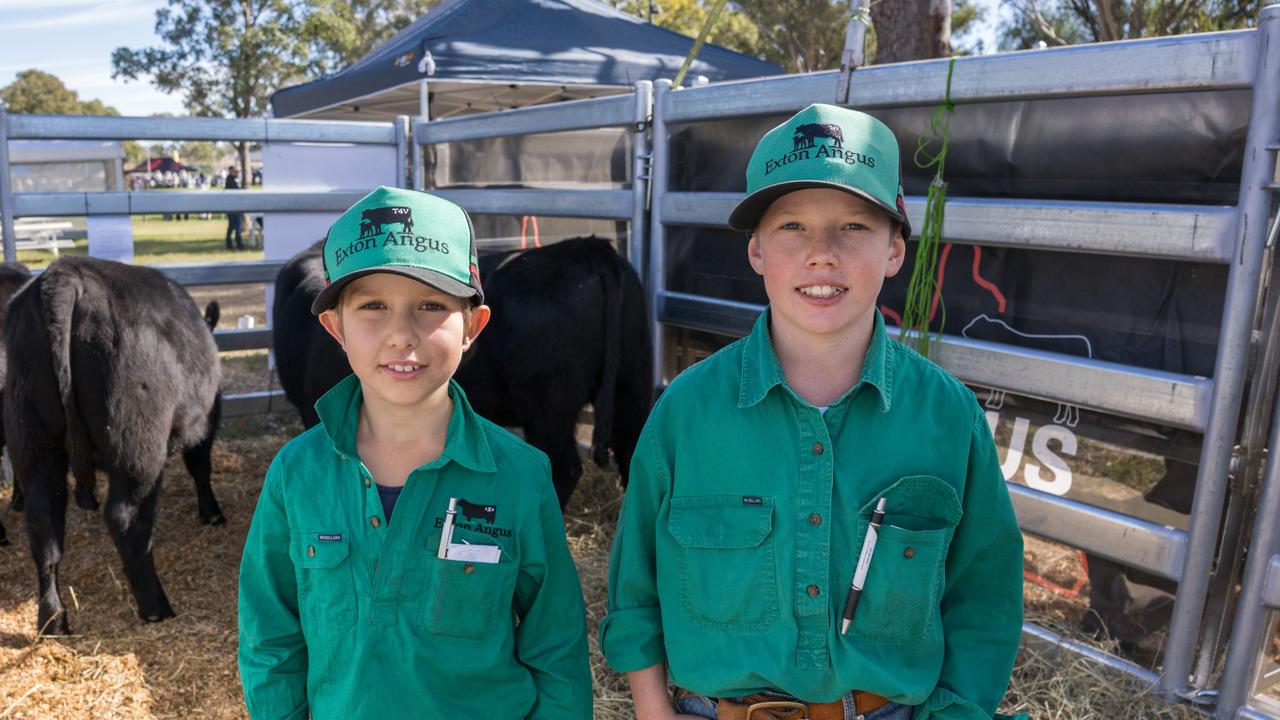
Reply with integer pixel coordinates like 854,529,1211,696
676,688,890,720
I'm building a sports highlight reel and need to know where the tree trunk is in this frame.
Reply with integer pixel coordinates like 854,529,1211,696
238,141,251,187
872,0,951,64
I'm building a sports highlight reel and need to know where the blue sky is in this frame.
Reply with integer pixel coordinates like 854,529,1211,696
0,0,1007,118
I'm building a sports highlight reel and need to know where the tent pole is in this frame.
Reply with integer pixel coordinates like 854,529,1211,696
419,79,431,122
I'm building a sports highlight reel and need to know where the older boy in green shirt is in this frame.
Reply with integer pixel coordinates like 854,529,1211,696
238,187,592,719
602,105,1024,720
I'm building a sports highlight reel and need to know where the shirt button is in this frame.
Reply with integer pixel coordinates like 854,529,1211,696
464,563,476,575
812,442,824,455
806,584,820,598
363,477,371,488
307,545,315,558
808,513,822,526
370,516,381,528
904,547,916,559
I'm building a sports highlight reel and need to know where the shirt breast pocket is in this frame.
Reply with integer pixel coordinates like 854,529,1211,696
847,475,962,645
668,495,778,629
295,534,357,635
424,552,513,640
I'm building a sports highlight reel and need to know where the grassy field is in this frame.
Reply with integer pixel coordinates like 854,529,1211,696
16,216,262,268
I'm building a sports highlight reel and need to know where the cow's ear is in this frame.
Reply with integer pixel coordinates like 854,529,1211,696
462,304,491,349
318,308,347,350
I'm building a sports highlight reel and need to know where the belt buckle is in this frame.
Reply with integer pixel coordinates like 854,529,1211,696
745,699,808,720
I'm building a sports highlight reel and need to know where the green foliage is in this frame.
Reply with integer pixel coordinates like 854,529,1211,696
1000,0,1257,50
950,0,987,55
300,0,443,75
611,0,761,61
1,70,143,164
736,0,851,72
0,69,121,116
111,0,309,120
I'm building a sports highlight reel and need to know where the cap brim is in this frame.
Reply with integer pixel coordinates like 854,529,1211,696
311,266,481,315
727,181,911,239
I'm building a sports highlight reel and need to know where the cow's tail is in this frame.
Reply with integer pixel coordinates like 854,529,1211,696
590,259,623,469
38,271,96,496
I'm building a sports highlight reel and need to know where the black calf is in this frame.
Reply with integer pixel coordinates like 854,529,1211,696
0,262,33,547
273,237,652,507
4,257,223,634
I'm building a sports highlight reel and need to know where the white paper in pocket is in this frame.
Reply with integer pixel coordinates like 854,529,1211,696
445,541,501,564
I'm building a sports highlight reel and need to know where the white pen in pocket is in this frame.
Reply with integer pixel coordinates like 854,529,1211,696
438,497,458,560
841,496,886,635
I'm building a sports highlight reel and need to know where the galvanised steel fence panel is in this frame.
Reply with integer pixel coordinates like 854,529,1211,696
412,81,653,272
661,29,1255,123
646,10,1280,705
0,111,405,416
660,193,1239,264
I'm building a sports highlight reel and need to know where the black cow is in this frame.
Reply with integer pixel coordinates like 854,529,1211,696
273,237,652,507
4,257,224,634
0,262,33,547
793,122,844,150
360,206,414,236
457,498,496,524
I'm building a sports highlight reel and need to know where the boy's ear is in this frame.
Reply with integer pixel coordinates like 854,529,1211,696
463,304,492,351
747,232,765,277
884,230,907,279
317,308,346,350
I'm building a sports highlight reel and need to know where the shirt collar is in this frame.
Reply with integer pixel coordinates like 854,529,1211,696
738,307,894,412
315,374,497,473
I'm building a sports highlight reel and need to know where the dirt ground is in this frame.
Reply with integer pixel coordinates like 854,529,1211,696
0,353,1203,719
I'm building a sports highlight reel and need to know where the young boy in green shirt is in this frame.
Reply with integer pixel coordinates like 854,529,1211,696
601,105,1024,720
238,187,593,719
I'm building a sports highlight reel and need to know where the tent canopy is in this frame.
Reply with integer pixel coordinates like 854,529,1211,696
126,157,190,174
270,0,782,120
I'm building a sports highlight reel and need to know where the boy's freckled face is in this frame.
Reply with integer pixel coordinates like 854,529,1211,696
748,188,905,342
318,273,489,409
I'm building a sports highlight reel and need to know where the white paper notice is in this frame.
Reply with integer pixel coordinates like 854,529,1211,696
445,542,502,564
86,215,134,262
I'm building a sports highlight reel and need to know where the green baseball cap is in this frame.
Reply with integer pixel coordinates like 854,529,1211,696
728,103,910,239
311,187,483,315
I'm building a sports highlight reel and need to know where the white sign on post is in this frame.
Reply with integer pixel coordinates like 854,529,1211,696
261,141,398,366
86,215,134,262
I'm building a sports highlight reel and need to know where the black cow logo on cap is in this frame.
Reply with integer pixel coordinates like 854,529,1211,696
359,206,414,238
792,123,844,151
457,498,496,524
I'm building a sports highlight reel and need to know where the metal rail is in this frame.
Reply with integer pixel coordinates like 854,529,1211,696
1216,392,1280,715
657,291,1212,431
663,29,1255,121
6,114,396,144
13,191,367,217
428,188,635,221
414,92,637,143
662,193,1238,263
1162,4,1280,701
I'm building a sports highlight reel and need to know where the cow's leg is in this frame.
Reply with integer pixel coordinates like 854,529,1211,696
20,449,71,635
71,461,99,511
183,402,224,526
103,472,174,623
524,420,582,509
610,378,650,489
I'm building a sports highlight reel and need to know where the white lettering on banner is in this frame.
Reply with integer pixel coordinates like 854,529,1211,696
985,411,1077,496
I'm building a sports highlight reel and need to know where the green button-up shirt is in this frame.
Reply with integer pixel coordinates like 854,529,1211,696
601,310,1023,720
238,375,592,720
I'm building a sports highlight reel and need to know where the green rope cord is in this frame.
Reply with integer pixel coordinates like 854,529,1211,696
899,56,957,358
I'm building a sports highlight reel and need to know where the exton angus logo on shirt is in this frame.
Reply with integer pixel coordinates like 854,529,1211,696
333,205,451,266
763,123,878,176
